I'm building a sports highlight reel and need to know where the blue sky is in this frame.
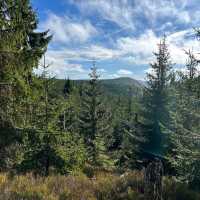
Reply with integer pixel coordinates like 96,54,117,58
31,0,200,80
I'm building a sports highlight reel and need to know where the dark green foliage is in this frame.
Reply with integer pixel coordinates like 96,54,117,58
169,47,200,188
0,0,51,171
112,112,145,170
0,0,51,98
141,36,172,159
18,129,86,175
17,59,86,175
59,78,79,132
63,77,73,98
107,83,145,170
79,66,112,166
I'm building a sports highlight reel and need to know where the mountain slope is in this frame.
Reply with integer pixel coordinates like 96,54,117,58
52,77,144,97
98,77,143,97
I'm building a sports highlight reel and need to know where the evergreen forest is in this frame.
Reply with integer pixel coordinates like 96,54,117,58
0,1,200,199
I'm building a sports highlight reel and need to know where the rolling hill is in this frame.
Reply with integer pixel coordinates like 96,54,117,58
52,77,144,97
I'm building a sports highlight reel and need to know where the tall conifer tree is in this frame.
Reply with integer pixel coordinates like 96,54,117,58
142,36,172,159
0,0,51,170
170,45,200,188
79,64,111,166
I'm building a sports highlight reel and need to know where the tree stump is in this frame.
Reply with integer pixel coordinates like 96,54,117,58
144,158,164,200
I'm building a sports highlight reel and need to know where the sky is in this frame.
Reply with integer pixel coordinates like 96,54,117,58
31,0,200,80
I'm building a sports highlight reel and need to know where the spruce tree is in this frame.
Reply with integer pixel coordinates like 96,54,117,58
0,0,51,128
115,90,145,170
63,77,73,98
170,47,200,188
142,36,172,159
79,64,111,166
0,0,51,170
19,56,86,175
60,77,77,132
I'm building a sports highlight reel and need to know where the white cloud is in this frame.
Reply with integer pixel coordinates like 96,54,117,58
40,12,97,44
34,51,89,79
71,0,135,30
81,45,122,60
44,45,121,62
71,0,200,33
167,29,200,65
38,28,200,79
115,29,200,66
117,69,133,75
133,0,193,27
116,30,159,64
36,0,200,79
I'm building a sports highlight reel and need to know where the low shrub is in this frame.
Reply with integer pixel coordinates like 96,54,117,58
0,172,199,200
163,177,200,200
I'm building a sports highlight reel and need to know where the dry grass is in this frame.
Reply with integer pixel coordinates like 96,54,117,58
0,171,199,200
0,171,143,200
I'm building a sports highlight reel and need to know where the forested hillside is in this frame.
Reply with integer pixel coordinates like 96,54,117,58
52,77,143,97
0,1,200,200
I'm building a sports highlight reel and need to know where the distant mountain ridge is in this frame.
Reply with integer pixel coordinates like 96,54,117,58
52,77,144,97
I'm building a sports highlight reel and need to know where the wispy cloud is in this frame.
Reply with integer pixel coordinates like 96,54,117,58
37,28,199,79
33,0,200,79
71,0,135,30
116,29,200,65
40,12,97,44
135,0,191,26
71,0,200,33
116,30,159,64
